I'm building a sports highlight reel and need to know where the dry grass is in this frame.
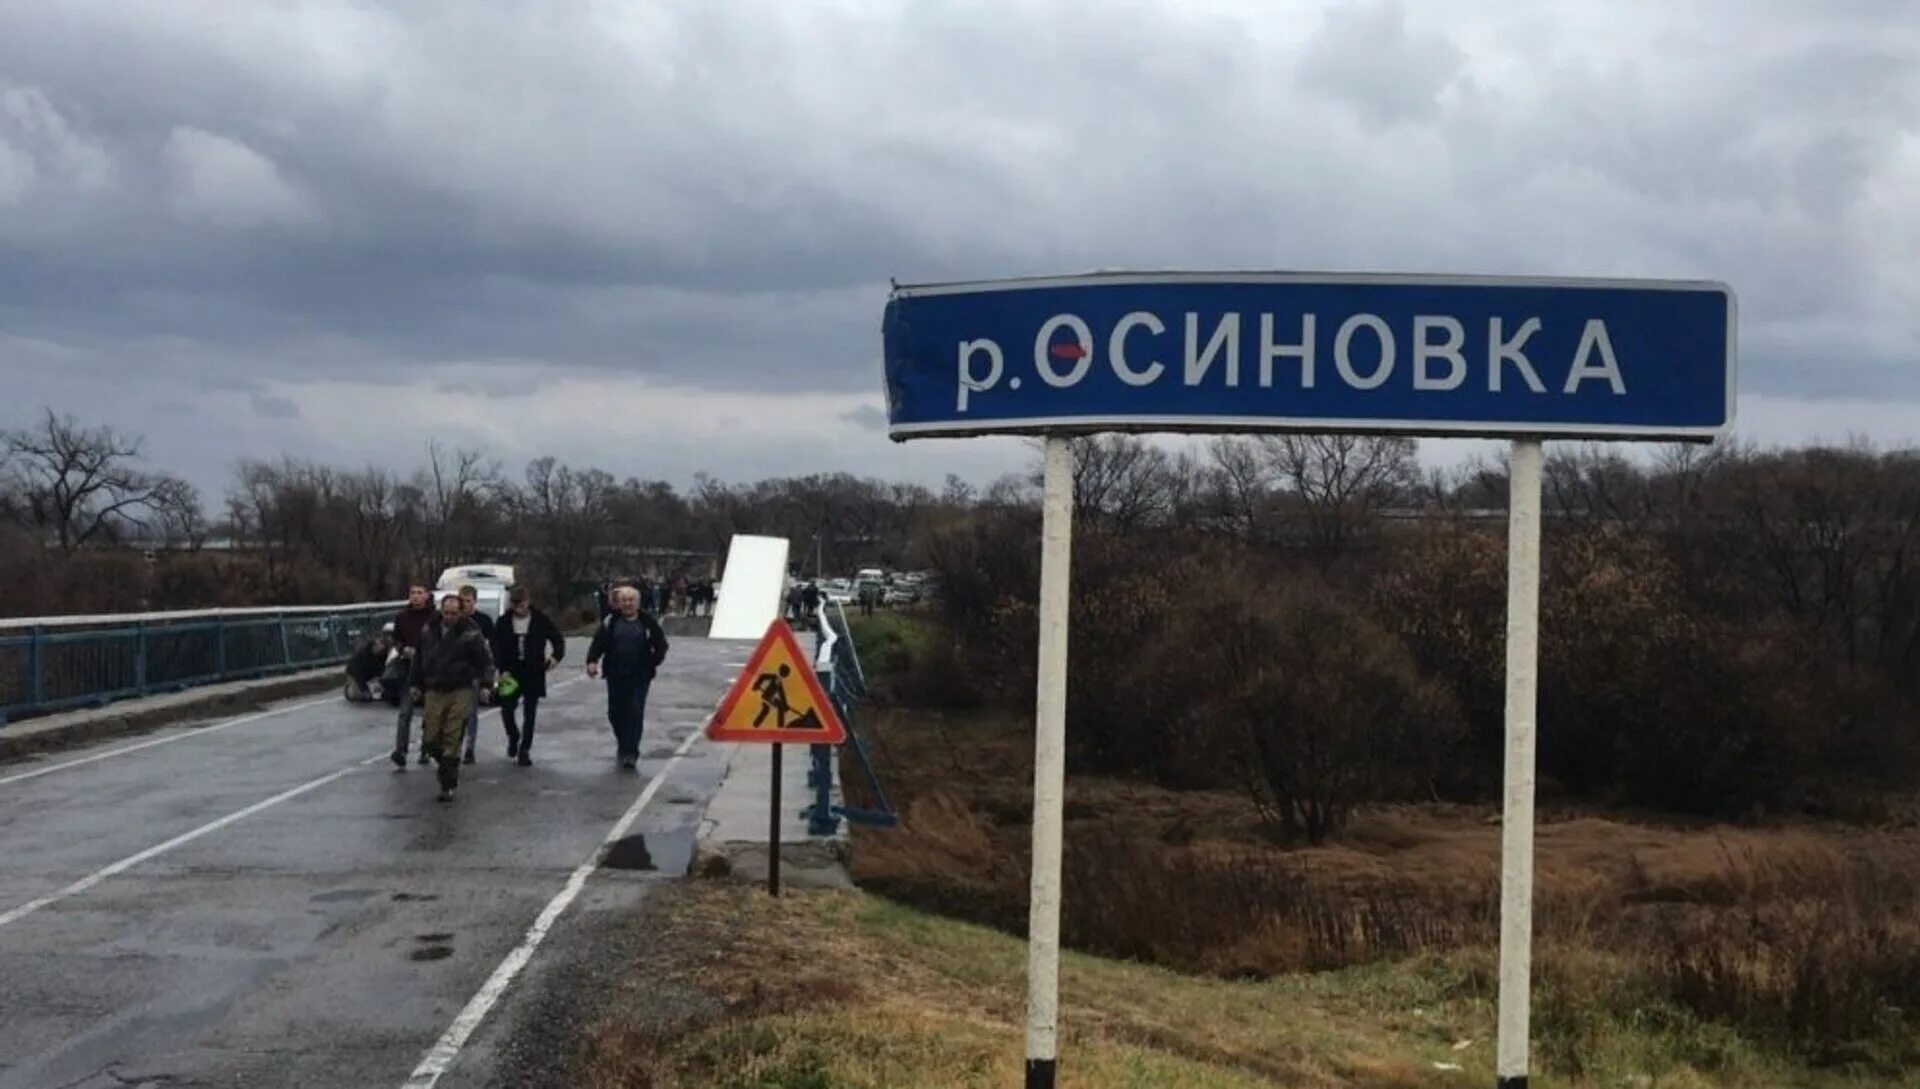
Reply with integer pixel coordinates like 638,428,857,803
573,879,1918,1089
843,706,1920,1073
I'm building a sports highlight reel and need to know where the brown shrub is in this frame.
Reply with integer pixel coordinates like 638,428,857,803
1648,853,1920,1063
1061,832,1495,975
1372,521,1917,816
1147,574,1464,842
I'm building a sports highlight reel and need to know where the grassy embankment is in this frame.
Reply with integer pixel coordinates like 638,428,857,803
574,609,1920,1088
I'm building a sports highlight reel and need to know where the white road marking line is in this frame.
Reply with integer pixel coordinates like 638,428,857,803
1,671,597,790
0,694,339,788
0,758,381,931
401,722,708,1089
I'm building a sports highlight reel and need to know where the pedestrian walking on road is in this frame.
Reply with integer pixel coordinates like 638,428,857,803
492,585,565,767
457,585,498,764
585,585,669,771
391,583,442,767
408,594,495,802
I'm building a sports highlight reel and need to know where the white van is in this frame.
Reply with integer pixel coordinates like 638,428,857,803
434,563,514,620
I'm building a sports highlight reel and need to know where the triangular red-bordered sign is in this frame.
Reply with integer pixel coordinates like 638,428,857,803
706,619,848,744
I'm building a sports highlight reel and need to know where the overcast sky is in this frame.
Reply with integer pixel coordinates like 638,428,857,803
2,0,1915,498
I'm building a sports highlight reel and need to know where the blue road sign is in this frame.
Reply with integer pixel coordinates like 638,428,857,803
882,273,1735,441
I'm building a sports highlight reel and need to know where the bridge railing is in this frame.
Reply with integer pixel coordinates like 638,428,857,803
0,602,403,726
808,599,896,833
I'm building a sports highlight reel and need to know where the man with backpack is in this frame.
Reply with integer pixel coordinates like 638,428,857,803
585,585,669,771
491,585,565,767
408,593,495,802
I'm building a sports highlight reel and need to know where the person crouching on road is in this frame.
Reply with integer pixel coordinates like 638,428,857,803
585,585,669,771
456,584,498,765
493,585,565,767
391,583,441,768
409,594,495,802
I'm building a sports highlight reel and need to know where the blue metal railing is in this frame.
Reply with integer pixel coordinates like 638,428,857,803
0,602,402,725
807,600,896,834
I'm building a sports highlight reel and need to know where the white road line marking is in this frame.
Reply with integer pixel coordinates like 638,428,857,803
1,671,597,790
0,759,378,931
401,723,707,1089
0,694,339,788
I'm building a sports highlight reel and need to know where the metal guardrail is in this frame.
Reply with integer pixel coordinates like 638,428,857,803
807,599,896,834
0,602,404,725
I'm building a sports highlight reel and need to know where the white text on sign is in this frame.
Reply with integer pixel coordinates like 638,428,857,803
957,311,1627,412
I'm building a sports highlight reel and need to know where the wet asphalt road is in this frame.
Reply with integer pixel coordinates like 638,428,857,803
0,636,752,1089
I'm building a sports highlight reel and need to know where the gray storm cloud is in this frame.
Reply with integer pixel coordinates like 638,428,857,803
0,0,1914,493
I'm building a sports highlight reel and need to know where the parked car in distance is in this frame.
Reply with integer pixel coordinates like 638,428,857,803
434,563,514,619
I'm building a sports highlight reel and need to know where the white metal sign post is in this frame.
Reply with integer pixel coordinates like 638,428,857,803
1025,435,1074,1089
1498,439,1543,1089
881,273,1734,1089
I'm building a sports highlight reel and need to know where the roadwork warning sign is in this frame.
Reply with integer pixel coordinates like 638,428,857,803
707,619,848,744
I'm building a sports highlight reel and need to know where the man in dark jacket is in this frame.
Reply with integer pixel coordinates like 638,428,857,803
492,585,565,767
585,585,669,771
408,594,495,802
345,627,385,699
455,585,500,764
391,584,440,767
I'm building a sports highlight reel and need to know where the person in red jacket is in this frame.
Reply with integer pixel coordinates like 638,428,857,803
390,583,441,768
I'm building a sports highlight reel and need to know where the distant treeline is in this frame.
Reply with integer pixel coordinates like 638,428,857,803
0,409,971,616
897,434,1920,829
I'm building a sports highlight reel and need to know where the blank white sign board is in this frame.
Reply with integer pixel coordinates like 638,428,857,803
708,534,790,640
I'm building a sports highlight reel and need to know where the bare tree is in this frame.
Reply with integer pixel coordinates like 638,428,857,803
1711,443,1920,677
519,457,615,596
417,442,502,575
1205,437,1275,540
1262,434,1418,556
1063,435,1183,533
1543,444,1655,528
4,411,197,552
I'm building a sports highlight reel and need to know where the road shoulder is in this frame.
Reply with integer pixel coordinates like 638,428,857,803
0,668,344,765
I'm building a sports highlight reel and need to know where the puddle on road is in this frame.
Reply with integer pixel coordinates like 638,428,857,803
409,932,457,961
392,892,440,903
601,827,696,875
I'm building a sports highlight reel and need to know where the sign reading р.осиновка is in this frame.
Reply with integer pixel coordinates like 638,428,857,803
881,272,1736,442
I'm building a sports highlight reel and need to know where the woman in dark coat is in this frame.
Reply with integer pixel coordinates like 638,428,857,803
491,585,566,766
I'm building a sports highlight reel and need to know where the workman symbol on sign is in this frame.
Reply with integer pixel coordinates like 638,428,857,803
707,619,848,745
751,664,825,730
